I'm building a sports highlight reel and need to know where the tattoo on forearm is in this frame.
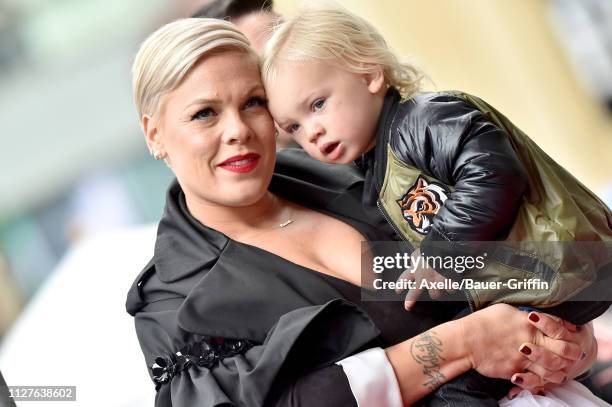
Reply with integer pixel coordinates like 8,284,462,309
411,330,446,391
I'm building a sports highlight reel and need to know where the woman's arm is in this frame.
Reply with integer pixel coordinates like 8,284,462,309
384,304,590,406
385,320,471,405
134,295,593,407
272,304,596,407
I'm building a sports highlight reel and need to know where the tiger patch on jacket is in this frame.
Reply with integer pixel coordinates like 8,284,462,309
396,175,450,235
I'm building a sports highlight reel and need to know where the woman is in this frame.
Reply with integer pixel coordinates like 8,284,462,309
126,18,596,406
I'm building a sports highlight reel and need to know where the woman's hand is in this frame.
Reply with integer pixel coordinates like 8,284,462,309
460,303,538,379
460,305,591,381
505,316,597,399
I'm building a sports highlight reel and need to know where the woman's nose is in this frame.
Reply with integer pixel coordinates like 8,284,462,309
223,112,252,144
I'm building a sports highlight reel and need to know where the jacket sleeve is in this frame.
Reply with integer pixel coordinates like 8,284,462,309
392,94,528,248
133,299,380,407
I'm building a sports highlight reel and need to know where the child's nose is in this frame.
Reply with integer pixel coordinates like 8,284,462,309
307,123,325,144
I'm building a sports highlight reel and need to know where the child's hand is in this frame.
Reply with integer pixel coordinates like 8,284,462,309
396,249,455,310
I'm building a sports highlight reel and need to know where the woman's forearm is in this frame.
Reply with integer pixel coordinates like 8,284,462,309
384,319,472,406
385,308,598,405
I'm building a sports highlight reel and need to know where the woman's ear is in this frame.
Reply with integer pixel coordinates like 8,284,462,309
364,67,386,95
141,114,166,160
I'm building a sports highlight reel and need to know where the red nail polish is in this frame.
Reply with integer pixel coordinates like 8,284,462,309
528,312,540,323
519,345,532,355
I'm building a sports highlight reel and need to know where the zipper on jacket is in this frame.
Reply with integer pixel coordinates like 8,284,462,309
376,199,409,245
376,199,476,312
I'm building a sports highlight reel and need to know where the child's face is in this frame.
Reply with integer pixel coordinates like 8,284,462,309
266,59,385,164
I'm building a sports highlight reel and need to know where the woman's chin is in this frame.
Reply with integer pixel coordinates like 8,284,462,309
223,182,270,207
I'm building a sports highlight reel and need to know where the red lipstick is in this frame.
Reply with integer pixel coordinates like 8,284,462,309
218,152,260,173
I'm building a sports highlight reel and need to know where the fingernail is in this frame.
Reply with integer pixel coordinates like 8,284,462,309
581,351,587,360
528,312,540,323
519,345,532,355
537,391,545,396
512,375,523,384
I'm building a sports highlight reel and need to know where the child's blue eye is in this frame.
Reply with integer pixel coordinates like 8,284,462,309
192,107,216,120
288,123,300,134
312,98,325,111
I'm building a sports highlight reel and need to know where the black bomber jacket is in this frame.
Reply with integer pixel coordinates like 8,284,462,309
357,87,528,251
355,88,611,315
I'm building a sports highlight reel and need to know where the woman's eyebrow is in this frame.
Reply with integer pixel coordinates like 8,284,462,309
184,97,220,112
242,83,265,96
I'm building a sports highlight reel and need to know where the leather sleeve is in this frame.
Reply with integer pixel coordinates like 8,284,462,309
391,93,528,247
133,299,377,407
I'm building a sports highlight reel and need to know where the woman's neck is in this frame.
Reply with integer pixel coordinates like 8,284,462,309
185,191,288,237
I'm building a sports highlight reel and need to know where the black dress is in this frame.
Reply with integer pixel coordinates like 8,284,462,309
126,152,466,407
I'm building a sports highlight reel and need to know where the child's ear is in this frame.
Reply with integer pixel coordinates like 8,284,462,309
363,67,385,94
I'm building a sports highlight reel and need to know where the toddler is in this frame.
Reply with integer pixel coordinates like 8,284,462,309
261,4,612,405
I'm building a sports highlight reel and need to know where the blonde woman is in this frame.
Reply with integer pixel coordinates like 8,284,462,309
126,18,596,407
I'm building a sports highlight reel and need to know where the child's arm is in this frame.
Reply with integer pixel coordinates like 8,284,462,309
393,93,528,253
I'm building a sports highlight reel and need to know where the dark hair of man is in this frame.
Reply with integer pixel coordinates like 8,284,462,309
192,0,274,20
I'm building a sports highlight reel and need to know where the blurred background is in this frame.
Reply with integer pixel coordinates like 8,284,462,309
0,0,611,405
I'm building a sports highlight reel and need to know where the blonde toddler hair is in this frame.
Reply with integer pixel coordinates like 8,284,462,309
132,18,257,119
261,2,422,98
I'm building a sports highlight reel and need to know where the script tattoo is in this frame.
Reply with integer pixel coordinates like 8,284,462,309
411,330,446,391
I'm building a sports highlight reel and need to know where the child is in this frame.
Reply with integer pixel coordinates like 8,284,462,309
261,3,612,404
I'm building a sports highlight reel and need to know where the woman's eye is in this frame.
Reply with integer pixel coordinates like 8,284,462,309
312,98,325,111
245,96,267,109
288,123,300,134
192,107,215,120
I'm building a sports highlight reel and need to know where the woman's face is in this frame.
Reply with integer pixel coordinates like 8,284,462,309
143,50,277,209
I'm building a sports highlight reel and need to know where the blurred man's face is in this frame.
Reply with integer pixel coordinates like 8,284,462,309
233,11,278,55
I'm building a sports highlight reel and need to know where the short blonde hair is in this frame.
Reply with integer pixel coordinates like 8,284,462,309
261,3,422,98
132,18,257,118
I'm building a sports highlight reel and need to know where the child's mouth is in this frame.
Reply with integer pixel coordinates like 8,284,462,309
320,141,342,159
